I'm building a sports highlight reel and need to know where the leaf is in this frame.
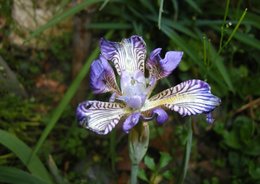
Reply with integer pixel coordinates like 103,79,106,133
48,155,69,184
185,0,202,13
0,166,49,184
177,119,193,184
0,130,53,184
144,155,156,171
138,169,149,182
159,152,172,169
208,43,235,92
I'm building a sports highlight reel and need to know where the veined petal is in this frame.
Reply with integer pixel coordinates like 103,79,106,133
142,80,221,120
90,55,120,94
122,112,141,133
76,101,128,135
146,48,183,80
100,35,146,75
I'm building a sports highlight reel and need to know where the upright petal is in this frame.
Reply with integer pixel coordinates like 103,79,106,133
122,112,141,133
76,101,128,135
146,48,183,80
90,55,120,94
100,35,146,75
141,80,221,122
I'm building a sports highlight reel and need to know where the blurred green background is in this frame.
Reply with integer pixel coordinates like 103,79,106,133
0,0,259,183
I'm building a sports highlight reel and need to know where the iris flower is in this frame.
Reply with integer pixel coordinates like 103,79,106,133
76,35,221,135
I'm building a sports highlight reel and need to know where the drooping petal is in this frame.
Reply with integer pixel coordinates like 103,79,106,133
100,35,146,75
152,108,169,125
141,80,221,120
76,101,128,135
90,55,120,94
146,48,183,80
122,112,141,133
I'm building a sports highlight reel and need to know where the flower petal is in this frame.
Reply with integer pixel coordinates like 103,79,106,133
76,101,128,135
100,35,146,75
146,48,183,80
142,80,221,119
122,112,141,133
90,55,120,94
152,108,169,125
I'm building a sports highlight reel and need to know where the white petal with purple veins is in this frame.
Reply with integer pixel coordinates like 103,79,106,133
100,35,146,75
76,101,128,135
141,80,221,122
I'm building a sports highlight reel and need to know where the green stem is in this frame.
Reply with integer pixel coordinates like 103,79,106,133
128,122,150,184
131,163,139,184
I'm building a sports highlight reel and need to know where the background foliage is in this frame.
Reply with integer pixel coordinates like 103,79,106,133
0,0,259,183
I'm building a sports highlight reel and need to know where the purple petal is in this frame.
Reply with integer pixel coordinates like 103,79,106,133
206,113,214,124
100,35,146,75
122,112,141,133
90,55,119,94
119,95,146,109
76,100,127,135
146,48,183,80
143,80,221,122
152,108,169,125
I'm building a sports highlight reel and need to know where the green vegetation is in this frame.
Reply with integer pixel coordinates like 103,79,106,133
0,0,259,183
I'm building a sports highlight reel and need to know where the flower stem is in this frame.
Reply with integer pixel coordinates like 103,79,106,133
130,163,139,184
128,122,149,184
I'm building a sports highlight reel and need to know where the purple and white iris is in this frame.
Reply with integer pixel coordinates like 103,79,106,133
76,35,221,135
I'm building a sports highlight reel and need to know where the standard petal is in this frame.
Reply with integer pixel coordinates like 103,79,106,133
100,35,146,75
146,48,183,80
90,55,120,94
76,101,128,135
122,112,141,133
141,80,221,119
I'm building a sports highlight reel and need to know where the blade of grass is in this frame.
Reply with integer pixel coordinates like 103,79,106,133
219,0,230,51
25,0,104,41
28,31,113,165
0,166,49,184
48,155,70,184
99,0,110,11
161,25,234,92
185,0,202,14
171,0,179,20
177,119,193,184
0,130,53,184
158,0,164,30
86,22,131,29
219,8,247,54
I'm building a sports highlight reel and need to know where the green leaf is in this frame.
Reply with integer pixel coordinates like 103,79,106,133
177,119,193,184
138,169,149,183
208,43,235,92
185,0,202,13
0,130,53,184
48,155,69,184
29,31,113,165
0,166,49,184
159,152,172,169
26,0,104,41
86,22,131,29
144,155,156,171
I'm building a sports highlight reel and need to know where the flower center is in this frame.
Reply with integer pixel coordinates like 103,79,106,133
119,70,147,109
